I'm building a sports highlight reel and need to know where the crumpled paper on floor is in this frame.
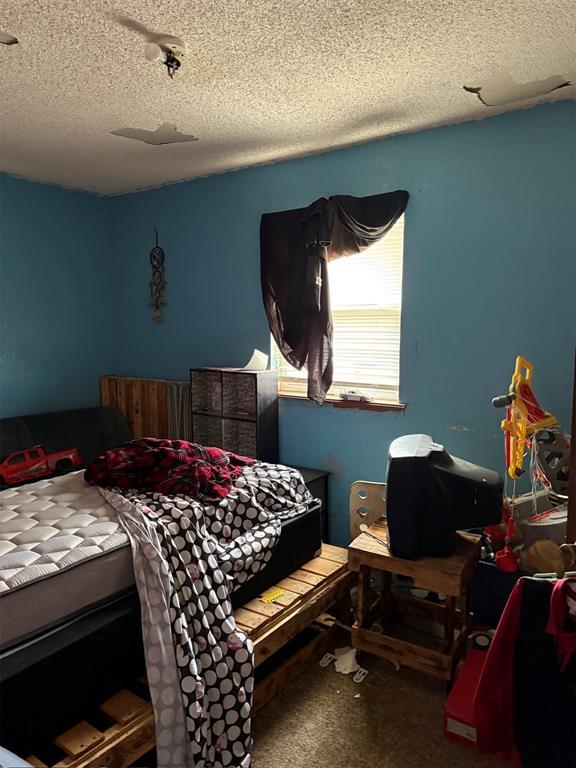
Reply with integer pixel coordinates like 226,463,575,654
334,646,360,675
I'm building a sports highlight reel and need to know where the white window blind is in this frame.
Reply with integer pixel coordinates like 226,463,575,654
273,214,404,403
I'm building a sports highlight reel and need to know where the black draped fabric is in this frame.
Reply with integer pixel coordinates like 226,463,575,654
261,191,409,403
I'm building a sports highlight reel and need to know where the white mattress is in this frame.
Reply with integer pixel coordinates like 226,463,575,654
0,471,134,648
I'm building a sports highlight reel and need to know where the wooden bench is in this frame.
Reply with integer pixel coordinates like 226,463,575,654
28,544,352,768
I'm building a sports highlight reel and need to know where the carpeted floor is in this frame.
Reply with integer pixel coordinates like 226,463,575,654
252,653,498,768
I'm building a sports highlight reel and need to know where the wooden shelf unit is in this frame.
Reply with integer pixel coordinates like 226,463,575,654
190,368,278,462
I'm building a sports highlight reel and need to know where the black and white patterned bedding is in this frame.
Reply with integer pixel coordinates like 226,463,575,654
101,462,312,768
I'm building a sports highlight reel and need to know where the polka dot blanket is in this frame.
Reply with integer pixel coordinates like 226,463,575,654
99,462,312,768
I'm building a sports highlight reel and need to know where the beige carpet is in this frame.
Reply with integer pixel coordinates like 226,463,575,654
252,654,498,768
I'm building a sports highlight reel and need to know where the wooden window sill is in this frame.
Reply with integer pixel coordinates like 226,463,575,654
279,394,406,413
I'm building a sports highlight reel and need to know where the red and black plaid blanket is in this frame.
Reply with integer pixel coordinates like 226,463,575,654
85,438,254,501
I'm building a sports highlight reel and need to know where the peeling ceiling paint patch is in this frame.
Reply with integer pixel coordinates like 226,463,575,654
111,123,199,146
0,31,18,45
463,73,572,107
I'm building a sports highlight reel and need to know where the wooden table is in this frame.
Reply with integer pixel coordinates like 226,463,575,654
348,520,480,681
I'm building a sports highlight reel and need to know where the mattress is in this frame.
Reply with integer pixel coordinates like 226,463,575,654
0,471,132,649
0,469,322,652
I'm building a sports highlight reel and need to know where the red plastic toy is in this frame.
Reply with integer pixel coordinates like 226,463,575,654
0,445,81,485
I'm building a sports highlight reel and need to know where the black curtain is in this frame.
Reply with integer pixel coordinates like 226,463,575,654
261,190,409,403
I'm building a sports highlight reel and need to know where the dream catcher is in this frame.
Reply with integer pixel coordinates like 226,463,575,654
149,228,167,322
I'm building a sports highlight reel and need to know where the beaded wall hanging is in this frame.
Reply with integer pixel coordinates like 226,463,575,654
149,228,167,323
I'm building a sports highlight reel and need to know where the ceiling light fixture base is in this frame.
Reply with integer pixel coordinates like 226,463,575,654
145,35,186,79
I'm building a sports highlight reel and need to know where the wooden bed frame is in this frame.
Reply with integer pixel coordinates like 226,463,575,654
27,544,352,768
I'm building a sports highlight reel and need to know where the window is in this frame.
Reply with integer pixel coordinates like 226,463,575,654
28,450,40,459
8,453,25,465
273,214,404,404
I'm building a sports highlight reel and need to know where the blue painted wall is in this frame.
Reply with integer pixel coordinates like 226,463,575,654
0,174,112,417
1,103,574,544
107,101,575,544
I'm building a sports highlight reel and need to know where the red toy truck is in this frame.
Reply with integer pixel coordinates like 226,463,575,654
0,445,82,485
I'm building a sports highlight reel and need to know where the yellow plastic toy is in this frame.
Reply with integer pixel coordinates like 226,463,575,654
492,356,557,480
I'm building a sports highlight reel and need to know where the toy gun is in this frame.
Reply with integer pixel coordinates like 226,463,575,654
492,356,557,480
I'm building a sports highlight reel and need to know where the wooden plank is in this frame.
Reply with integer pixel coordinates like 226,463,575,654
350,523,480,575
26,757,48,768
131,380,143,438
253,570,353,665
300,557,342,578
265,588,301,608
242,598,284,619
320,543,348,565
352,625,452,679
116,379,127,425
108,377,118,411
349,548,462,596
253,628,337,712
148,379,159,436
390,593,452,626
140,380,151,437
99,690,150,725
157,380,169,438
124,379,134,436
100,376,110,407
356,565,370,629
234,607,267,631
99,375,175,440
348,524,480,597
288,569,324,586
56,711,155,768
55,722,104,758
276,577,316,596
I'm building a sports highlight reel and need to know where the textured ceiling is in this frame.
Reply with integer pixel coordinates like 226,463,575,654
0,0,574,195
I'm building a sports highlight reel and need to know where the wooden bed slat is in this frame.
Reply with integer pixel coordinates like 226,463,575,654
252,570,352,665
99,690,149,725
300,556,342,577
321,543,349,564
54,723,104,758
276,576,316,595
289,568,324,586
242,599,284,618
26,757,48,768
234,607,268,630
268,588,300,607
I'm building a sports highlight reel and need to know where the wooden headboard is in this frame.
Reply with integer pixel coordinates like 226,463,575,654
100,375,190,440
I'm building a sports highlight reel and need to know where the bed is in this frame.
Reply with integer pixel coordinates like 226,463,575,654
0,407,323,760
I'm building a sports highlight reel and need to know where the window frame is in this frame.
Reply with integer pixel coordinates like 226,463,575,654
273,215,406,411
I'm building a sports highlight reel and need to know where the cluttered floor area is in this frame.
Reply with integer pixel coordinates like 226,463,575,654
252,654,496,768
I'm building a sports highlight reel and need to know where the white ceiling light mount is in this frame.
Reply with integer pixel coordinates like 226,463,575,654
115,16,186,79
143,35,186,78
